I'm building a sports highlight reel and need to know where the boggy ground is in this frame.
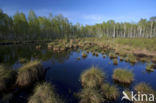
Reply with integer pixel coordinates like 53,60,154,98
48,37,156,67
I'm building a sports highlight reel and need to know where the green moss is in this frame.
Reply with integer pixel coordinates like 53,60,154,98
101,83,119,100
28,82,63,103
112,68,134,84
80,67,104,88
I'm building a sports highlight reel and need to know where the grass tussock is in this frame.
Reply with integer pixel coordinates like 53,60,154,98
16,60,45,87
95,52,99,56
101,83,119,100
77,88,104,103
109,53,117,59
134,82,156,96
0,65,16,92
112,68,134,84
28,82,63,103
113,59,118,65
146,64,155,72
80,67,104,88
82,52,87,58
126,54,137,64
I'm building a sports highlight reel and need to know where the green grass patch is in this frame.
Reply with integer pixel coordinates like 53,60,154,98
112,68,134,84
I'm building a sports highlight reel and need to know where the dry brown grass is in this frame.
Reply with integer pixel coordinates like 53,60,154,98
28,82,63,103
80,67,105,88
16,60,45,87
101,83,119,100
77,88,104,103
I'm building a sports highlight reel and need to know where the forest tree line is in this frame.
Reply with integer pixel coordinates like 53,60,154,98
0,9,156,41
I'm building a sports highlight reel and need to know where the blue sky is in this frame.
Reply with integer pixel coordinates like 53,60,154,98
0,0,156,25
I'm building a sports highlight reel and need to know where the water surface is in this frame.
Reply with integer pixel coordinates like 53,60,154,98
0,44,156,103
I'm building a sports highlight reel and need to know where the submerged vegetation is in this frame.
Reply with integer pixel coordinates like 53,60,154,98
16,60,45,87
28,82,63,103
80,67,104,88
112,68,134,84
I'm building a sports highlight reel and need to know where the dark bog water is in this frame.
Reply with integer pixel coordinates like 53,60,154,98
0,44,156,103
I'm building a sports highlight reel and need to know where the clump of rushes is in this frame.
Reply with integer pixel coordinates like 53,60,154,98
126,54,137,64
28,82,63,103
95,52,99,56
134,83,156,95
112,68,134,84
80,67,104,88
92,52,96,56
113,59,118,65
119,57,124,61
109,53,117,59
101,83,119,100
16,60,45,87
82,52,87,58
139,57,147,62
0,65,17,92
146,64,155,72
77,88,104,103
